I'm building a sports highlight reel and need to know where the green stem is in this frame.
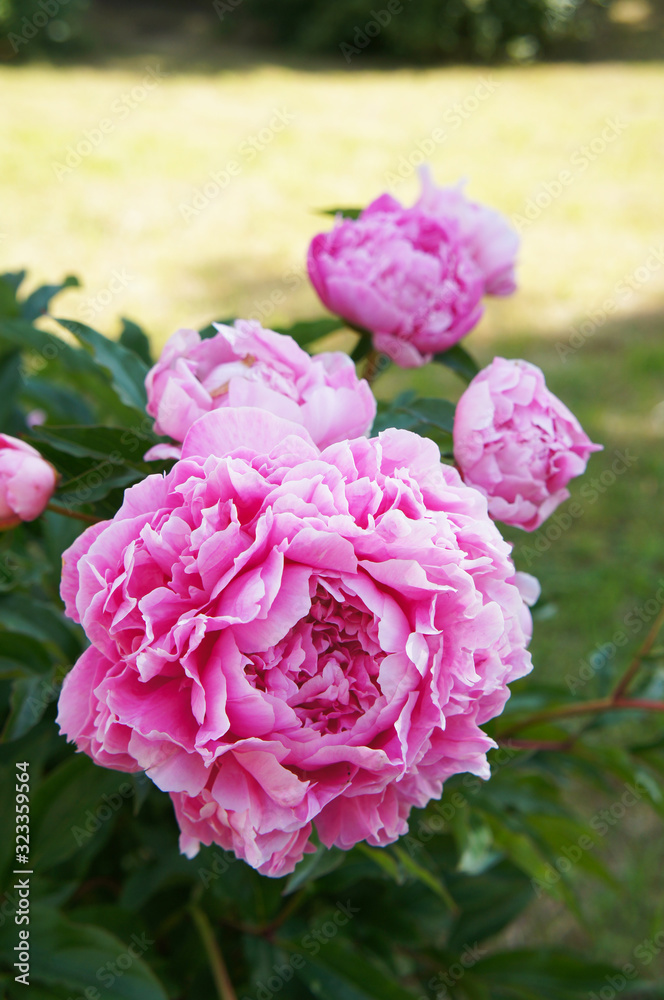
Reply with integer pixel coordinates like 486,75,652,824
612,602,664,699
500,697,664,740
189,905,238,1000
47,503,103,524
501,608,664,742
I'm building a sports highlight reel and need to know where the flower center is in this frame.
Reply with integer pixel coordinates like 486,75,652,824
247,583,385,734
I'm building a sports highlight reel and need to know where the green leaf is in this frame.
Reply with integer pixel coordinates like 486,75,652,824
21,276,79,323
289,937,417,1000
0,270,26,296
56,318,149,412
392,845,458,911
469,948,629,998
283,843,346,895
0,594,81,664
29,755,136,871
0,906,168,1000
373,393,455,446
447,860,534,952
0,317,96,376
21,376,96,425
0,632,53,675
274,317,344,348
319,207,362,220
119,318,153,365
433,344,480,383
0,276,20,318
0,350,22,428
2,673,56,740
198,317,236,339
30,424,158,470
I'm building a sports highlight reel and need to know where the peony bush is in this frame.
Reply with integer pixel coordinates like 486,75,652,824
0,175,660,1000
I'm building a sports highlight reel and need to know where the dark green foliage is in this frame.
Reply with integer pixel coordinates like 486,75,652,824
220,0,608,62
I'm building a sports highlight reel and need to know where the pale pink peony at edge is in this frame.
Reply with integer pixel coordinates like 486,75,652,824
453,357,602,532
144,319,376,460
0,434,58,530
57,407,535,876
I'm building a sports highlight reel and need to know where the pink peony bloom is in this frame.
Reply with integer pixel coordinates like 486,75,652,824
453,357,602,532
0,434,58,530
416,167,520,297
57,407,533,877
144,320,376,459
307,194,485,368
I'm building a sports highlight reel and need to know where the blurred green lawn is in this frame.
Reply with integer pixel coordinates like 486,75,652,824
2,50,664,970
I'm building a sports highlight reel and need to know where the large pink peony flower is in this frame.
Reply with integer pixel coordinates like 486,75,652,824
57,407,534,876
144,320,376,459
307,194,485,368
416,167,520,297
453,357,602,532
0,434,58,530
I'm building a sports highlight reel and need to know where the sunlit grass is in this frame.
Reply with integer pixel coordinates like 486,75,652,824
1,58,663,347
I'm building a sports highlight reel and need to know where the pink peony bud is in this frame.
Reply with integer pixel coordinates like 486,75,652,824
453,357,602,531
308,193,485,368
0,434,58,530
416,166,520,297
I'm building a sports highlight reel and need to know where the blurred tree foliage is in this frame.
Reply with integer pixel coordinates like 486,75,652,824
220,0,609,62
0,0,612,63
